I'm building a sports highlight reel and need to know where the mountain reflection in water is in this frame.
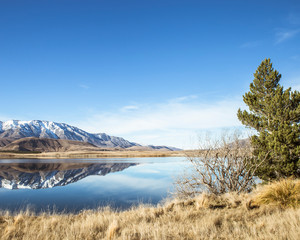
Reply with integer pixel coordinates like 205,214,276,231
0,157,186,213
0,162,137,189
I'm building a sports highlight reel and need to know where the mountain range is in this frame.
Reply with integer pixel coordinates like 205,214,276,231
0,120,180,152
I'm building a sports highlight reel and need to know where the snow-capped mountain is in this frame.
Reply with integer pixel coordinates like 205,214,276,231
0,120,140,148
0,162,137,189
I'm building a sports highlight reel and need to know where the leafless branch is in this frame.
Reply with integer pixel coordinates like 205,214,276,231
175,132,265,198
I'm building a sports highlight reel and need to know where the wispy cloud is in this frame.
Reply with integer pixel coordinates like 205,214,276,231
288,13,300,25
168,95,198,103
275,29,300,44
121,105,139,112
79,84,90,89
76,95,245,148
290,55,299,60
240,41,261,48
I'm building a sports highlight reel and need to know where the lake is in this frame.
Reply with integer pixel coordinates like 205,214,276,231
0,157,189,213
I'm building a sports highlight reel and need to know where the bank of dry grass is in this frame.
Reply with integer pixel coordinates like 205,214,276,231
0,150,185,159
0,180,300,240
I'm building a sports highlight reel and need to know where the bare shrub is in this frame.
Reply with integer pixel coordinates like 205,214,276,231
175,132,266,198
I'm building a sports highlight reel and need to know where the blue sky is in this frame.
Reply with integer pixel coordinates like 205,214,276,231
0,0,299,148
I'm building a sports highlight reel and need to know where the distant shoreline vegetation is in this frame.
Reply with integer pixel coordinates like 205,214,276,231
0,150,42,154
0,150,185,159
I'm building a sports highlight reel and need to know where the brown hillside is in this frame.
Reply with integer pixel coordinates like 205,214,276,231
0,137,102,152
0,138,16,147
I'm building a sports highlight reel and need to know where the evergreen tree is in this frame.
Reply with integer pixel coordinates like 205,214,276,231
237,58,300,180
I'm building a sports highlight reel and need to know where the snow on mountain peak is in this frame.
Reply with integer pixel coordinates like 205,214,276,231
0,120,139,148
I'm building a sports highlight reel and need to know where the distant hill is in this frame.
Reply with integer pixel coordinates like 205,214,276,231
0,138,15,147
1,137,102,152
0,120,180,151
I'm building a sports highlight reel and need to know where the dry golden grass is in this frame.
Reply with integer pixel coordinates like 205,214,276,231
253,178,300,208
1,181,300,240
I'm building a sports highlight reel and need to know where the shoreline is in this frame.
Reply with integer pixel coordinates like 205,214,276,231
1,190,299,240
0,150,187,159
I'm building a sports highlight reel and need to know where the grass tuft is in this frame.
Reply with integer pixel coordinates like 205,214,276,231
253,179,300,208
107,219,120,240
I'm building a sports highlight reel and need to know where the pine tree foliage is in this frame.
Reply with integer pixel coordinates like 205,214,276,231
237,59,300,180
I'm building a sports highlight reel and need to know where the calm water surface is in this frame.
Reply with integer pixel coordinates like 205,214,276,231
0,157,189,213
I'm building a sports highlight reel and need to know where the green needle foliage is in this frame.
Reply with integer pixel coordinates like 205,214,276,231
237,58,300,180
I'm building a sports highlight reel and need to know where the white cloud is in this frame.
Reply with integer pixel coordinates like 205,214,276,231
75,95,245,149
275,29,300,44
